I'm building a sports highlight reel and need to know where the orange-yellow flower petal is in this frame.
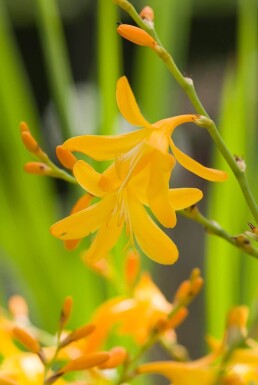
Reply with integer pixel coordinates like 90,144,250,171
62,129,146,161
64,193,93,250
169,188,203,210
147,152,177,228
128,195,178,264
116,76,153,128
170,138,228,182
138,361,215,385
82,218,124,264
50,195,115,240
73,160,105,197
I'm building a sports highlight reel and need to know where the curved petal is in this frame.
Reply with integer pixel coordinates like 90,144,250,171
50,195,115,240
148,152,177,228
73,160,105,197
128,196,178,265
138,361,215,385
83,217,124,263
62,129,146,161
170,139,228,182
169,188,203,210
153,114,197,135
64,193,93,250
116,76,153,128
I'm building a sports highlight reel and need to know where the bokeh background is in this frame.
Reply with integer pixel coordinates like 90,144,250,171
0,0,257,359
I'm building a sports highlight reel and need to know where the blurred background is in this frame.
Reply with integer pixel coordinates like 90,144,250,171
0,0,257,359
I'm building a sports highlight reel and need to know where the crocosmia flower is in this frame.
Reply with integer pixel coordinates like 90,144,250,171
50,160,203,264
61,76,227,184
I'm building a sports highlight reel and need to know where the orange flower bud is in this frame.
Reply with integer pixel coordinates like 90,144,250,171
174,280,191,303
117,24,157,48
190,267,201,281
21,131,40,153
99,347,127,369
227,306,249,329
8,295,29,319
191,276,204,296
155,308,188,332
60,323,95,347
56,146,77,170
61,352,110,373
24,162,52,176
13,326,41,354
167,307,188,329
140,6,154,22
20,121,30,133
125,249,140,286
60,296,73,328
0,375,19,385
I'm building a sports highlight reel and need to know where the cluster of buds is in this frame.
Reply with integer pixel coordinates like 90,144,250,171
20,122,76,183
173,268,204,307
154,269,203,337
8,295,127,385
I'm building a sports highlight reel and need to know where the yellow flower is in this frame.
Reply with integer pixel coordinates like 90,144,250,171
61,76,227,184
50,160,203,264
59,76,226,228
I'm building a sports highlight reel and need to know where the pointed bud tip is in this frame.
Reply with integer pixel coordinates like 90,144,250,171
140,6,154,24
56,146,77,170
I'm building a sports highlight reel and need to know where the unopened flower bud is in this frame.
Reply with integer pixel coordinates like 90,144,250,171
20,121,30,133
21,131,40,153
117,24,157,49
13,326,41,354
8,295,29,321
125,249,140,286
226,306,249,345
60,323,95,348
24,162,52,176
56,146,77,170
99,347,127,369
61,352,110,373
191,276,204,297
174,280,191,303
156,308,188,332
140,6,154,22
60,296,73,329
227,306,249,330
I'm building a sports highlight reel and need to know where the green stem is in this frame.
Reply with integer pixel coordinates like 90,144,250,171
180,206,258,259
34,0,73,139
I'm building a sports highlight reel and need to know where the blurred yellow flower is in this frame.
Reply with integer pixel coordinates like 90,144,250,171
79,273,175,351
51,160,202,264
